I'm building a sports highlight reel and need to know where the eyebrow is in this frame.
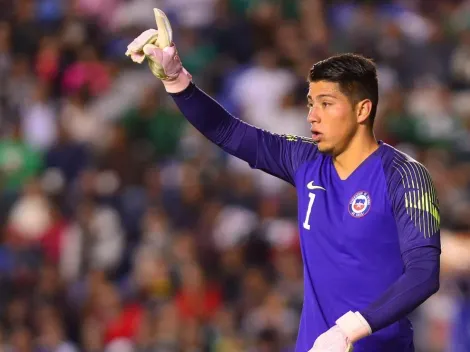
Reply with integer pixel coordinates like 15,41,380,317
307,94,337,101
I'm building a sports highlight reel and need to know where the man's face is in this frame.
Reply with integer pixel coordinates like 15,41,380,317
307,80,358,155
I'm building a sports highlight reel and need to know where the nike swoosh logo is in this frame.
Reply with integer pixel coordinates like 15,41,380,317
307,181,326,191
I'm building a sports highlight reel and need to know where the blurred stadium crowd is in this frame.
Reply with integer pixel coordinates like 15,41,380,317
0,0,469,351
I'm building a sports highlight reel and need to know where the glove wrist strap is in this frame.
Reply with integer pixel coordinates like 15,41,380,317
162,68,192,93
336,311,372,343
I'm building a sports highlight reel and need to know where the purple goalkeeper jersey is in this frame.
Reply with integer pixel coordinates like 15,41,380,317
169,83,441,352
290,141,440,352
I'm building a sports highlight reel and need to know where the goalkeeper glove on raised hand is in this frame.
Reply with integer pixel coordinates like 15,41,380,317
125,8,191,93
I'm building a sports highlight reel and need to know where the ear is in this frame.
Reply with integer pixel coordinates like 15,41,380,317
356,99,372,124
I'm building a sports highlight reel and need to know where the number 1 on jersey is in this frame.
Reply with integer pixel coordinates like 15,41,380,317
303,193,316,230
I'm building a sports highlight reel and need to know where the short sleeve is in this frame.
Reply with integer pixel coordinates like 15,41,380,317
387,160,441,254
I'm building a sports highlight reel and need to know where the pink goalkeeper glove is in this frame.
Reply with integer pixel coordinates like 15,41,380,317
125,8,191,93
308,311,372,352
308,326,353,352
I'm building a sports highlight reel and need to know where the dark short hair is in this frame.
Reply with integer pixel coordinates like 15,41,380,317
309,53,379,126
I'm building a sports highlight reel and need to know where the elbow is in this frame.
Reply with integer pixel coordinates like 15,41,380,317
421,266,440,300
429,272,440,296
429,258,441,296
404,247,441,300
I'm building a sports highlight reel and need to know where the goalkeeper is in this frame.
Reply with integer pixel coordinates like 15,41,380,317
125,9,441,352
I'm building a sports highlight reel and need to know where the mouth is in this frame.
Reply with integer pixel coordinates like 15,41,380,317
311,131,322,142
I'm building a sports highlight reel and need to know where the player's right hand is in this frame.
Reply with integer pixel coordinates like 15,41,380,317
125,8,191,92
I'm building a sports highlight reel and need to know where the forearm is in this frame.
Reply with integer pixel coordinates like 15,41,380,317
359,246,440,332
169,82,257,164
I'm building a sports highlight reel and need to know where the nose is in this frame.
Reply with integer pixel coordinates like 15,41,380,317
307,106,320,124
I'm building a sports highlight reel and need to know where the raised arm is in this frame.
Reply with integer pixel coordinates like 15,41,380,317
125,9,317,186
169,82,317,185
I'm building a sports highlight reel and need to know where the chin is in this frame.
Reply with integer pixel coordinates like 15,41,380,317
316,142,334,154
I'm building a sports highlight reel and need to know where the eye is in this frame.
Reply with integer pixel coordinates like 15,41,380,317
322,102,331,108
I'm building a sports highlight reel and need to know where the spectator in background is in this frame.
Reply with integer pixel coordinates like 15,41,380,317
37,316,78,352
4,55,36,118
253,328,282,352
231,48,296,130
59,85,106,148
120,85,186,162
0,123,43,192
450,29,470,90
175,262,222,323
35,35,61,86
62,45,110,97
81,317,104,352
130,246,174,304
153,301,180,350
87,282,143,346
0,21,12,126
8,326,34,352
97,123,148,192
379,89,423,147
75,0,117,29
10,0,41,57
0,1,467,351
44,122,91,188
60,197,124,282
20,81,57,151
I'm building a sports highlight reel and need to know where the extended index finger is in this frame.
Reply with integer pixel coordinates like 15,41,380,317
153,8,173,48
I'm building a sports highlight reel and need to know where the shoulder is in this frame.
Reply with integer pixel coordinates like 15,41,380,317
378,144,439,219
379,144,441,239
378,143,433,189
278,133,320,162
276,133,317,146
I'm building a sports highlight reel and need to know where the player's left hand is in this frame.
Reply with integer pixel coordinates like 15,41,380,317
308,325,353,352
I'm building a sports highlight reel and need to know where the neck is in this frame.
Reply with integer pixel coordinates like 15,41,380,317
333,129,378,180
